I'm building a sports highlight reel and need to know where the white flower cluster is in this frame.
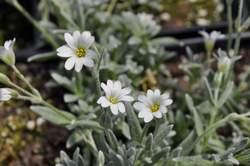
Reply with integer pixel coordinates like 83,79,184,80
97,80,173,123
0,31,173,124
56,31,173,123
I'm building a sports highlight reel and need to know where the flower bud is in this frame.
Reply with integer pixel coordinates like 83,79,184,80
0,39,16,66
218,55,231,74
0,88,17,102
0,73,11,85
199,31,225,53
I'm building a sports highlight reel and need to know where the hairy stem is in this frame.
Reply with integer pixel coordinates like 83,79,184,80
7,0,58,48
234,0,244,56
226,0,233,52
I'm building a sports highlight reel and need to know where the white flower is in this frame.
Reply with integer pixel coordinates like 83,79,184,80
122,12,160,37
0,38,15,66
57,31,96,72
199,30,225,43
97,80,134,115
215,49,235,74
199,31,225,52
0,88,12,101
134,89,173,123
137,13,160,36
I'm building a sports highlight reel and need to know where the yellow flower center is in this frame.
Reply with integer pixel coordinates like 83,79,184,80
109,96,118,104
76,48,86,57
150,103,160,112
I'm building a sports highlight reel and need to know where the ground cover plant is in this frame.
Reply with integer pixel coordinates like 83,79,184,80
1,0,250,165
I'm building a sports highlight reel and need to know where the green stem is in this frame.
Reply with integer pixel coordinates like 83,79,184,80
189,112,250,153
93,44,103,97
77,0,85,30
107,0,117,15
7,0,58,48
11,66,41,97
234,0,244,56
9,81,34,97
93,69,102,97
140,123,151,142
226,0,233,53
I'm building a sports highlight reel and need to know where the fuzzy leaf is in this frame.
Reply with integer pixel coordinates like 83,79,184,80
51,72,71,87
66,130,85,148
152,147,170,162
185,94,203,136
241,16,250,31
174,156,215,166
66,119,103,131
178,130,197,155
28,51,56,62
235,148,250,165
153,124,173,146
105,129,119,151
125,103,142,142
151,37,179,46
218,82,234,107
30,105,75,125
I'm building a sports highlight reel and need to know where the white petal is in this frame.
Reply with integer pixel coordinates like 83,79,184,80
144,112,153,123
57,45,74,57
0,88,11,95
138,110,148,118
161,93,170,100
110,104,119,115
120,95,134,102
73,31,81,40
138,95,152,106
86,50,97,58
74,59,85,72
154,89,161,96
133,102,149,111
153,111,162,118
101,83,111,96
199,31,209,39
107,80,114,88
159,107,168,113
4,39,15,50
79,31,95,48
97,96,111,107
0,94,11,101
147,89,154,98
82,57,94,67
117,102,125,113
114,81,122,90
64,57,76,70
161,99,173,106
121,88,131,95
64,33,76,48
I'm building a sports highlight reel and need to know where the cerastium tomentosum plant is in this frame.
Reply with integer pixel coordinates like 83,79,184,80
1,0,250,166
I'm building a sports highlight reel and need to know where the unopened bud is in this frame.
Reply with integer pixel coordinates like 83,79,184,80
0,39,16,66
0,73,11,85
218,55,231,74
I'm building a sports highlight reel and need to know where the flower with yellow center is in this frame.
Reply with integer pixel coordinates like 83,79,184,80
97,80,134,115
57,31,96,72
150,103,160,112
76,48,87,57
134,89,173,123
